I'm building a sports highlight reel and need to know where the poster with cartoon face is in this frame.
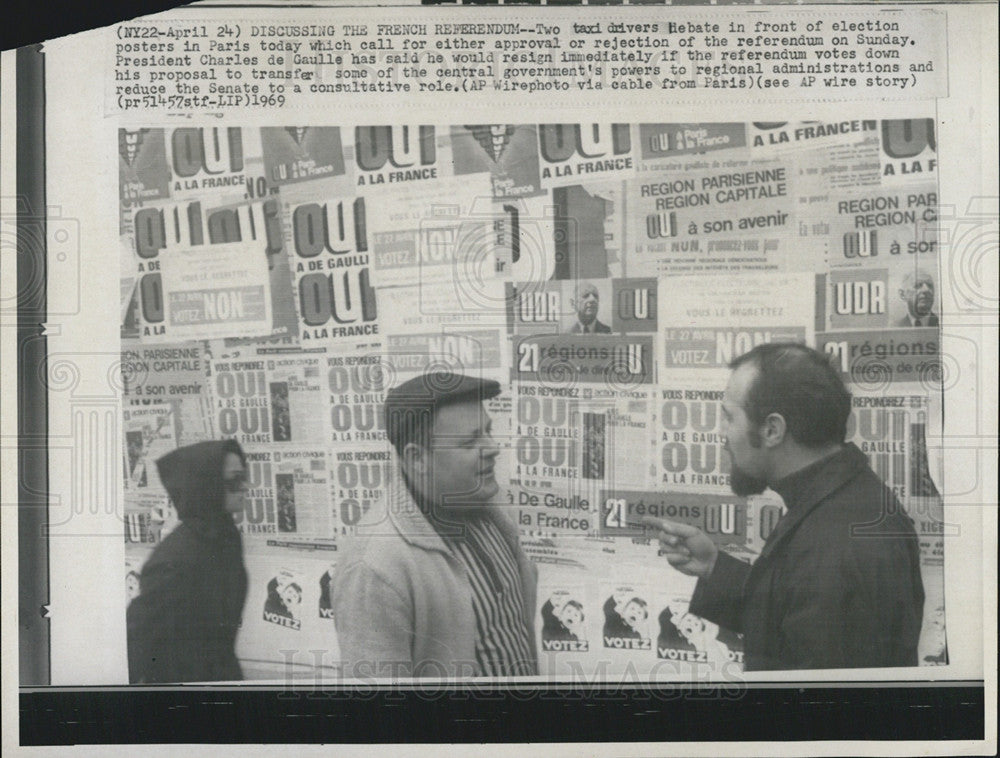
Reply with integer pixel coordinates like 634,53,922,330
540,589,588,653
262,567,305,631
656,598,744,668
602,585,651,651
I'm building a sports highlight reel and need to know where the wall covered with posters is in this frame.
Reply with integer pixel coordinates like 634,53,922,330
119,120,948,678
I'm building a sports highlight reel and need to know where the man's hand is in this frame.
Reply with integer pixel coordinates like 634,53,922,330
640,516,719,578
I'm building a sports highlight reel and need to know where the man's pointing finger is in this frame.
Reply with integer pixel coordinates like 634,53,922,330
640,515,701,539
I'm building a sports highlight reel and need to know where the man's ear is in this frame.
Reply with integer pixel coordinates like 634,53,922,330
401,442,427,477
761,412,786,448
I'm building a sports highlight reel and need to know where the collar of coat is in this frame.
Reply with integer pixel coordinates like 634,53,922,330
756,442,870,563
381,462,521,557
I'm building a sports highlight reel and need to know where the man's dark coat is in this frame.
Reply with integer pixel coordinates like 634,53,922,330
690,443,925,670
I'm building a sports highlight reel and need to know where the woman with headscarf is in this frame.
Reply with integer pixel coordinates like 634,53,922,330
127,440,249,683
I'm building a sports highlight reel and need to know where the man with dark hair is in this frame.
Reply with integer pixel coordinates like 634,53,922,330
331,372,537,678
643,342,924,670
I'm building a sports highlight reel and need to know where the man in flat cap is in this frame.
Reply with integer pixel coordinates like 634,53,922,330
331,372,537,678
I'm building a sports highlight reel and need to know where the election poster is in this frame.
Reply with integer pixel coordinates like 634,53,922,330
627,162,799,277
818,328,940,386
118,127,170,235
329,445,390,538
325,345,390,537
122,401,177,492
237,446,334,552
121,339,214,446
126,191,292,342
325,347,388,446
281,187,379,347
317,560,338,622
237,557,345,679
507,374,653,541
156,242,273,343
210,352,326,447
537,124,637,189
123,490,176,549
600,583,654,653
261,566,306,631
656,272,815,378
539,587,590,656
162,126,266,202
365,173,495,291
451,124,543,200
637,123,748,165
747,121,882,193
381,279,510,346
347,125,456,190
877,118,938,189
261,126,351,190
653,597,745,669
815,187,938,277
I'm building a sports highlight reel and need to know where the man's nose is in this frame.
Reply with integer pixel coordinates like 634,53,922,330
481,434,500,457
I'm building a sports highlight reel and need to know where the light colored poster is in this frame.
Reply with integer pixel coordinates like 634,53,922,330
537,123,637,189
651,595,745,669
599,582,655,654
154,242,273,342
627,159,798,277
347,124,455,190
636,122,748,167
124,192,292,340
209,351,326,447
121,338,214,446
237,445,334,552
260,565,307,631
262,351,328,444
538,587,590,655
325,347,388,446
237,558,342,677
877,118,938,188
365,173,495,290
162,126,266,201
656,271,816,378
381,279,509,335
507,382,597,539
329,445,390,539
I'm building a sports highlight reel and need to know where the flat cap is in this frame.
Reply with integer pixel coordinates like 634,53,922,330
384,371,501,410
383,372,501,453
